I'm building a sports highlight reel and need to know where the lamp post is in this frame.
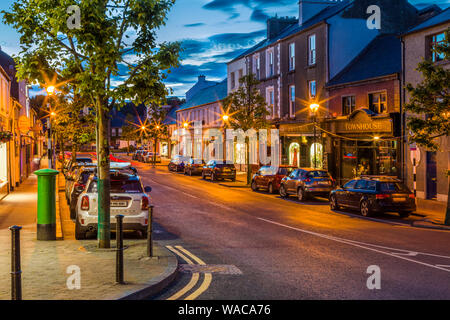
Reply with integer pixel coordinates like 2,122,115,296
309,103,319,169
46,86,56,169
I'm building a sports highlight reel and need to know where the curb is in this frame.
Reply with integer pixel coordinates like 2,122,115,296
116,244,179,300
411,220,450,231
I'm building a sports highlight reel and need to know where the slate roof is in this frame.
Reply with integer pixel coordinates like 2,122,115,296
0,49,19,100
326,34,402,87
405,7,450,35
229,0,351,63
178,79,228,111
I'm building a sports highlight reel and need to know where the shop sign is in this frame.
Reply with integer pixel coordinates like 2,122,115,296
18,116,30,134
337,111,392,134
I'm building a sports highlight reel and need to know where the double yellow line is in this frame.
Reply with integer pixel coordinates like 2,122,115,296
166,245,212,300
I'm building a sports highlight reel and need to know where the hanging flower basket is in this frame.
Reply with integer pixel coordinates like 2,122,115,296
0,131,12,143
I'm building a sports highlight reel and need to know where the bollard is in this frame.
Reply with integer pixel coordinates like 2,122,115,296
116,215,124,284
34,169,59,240
10,226,22,300
147,205,154,257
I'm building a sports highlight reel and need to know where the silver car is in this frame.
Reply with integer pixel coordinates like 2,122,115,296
75,166,152,239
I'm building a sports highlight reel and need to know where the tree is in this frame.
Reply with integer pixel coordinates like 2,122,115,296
3,0,181,248
405,28,450,225
222,74,270,185
147,104,169,166
121,113,139,155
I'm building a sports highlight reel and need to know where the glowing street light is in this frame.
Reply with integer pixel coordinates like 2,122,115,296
309,103,320,113
183,122,189,129
50,112,56,117
46,86,56,96
374,136,380,141
222,114,230,122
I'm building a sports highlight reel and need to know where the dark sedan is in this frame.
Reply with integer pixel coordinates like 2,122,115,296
184,158,206,176
251,165,297,194
202,160,236,181
168,156,189,172
329,176,416,218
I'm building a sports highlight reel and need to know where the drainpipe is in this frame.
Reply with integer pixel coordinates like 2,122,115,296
400,37,407,184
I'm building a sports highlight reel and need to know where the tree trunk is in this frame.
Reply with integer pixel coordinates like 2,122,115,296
97,101,111,248
71,144,77,163
127,140,130,156
445,176,450,226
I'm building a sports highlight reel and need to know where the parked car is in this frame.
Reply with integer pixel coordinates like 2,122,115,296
67,166,97,219
168,155,189,172
251,165,297,194
279,168,334,201
75,166,152,239
143,152,162,163
65,163,96,202
66,157,94,173
329,176,416,218
202,160,236,181
184,158,206,176
137,151,148,162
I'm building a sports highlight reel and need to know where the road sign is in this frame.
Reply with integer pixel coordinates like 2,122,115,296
410,148,421,165
18,116,30,134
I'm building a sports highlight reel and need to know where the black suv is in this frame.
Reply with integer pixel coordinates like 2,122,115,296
329,176,416,218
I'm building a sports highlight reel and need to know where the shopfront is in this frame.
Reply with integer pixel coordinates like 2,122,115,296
328,109,400,185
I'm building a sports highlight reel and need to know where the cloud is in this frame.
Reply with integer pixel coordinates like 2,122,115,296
184,23,206,27
251,9,270,22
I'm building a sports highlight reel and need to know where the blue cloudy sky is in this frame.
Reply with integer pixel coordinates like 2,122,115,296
0,0,449,97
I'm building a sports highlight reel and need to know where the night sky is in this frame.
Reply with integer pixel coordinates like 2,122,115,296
0,0,448,98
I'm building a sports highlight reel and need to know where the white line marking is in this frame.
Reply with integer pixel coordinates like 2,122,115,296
257,217,450,273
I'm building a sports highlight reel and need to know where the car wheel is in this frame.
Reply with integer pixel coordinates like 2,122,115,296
75,219,86,240
280,185,288,198
399,211,411,218
231,177,236,182
297,188,306,202
268,183,275,194
251,180,258,191
330,195,340,210
360,200,372,217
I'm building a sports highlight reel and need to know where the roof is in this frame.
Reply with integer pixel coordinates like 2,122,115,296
178,79,228,111
0,49,19,99
404,7,450,35
326,34,401,87
229,0,351,63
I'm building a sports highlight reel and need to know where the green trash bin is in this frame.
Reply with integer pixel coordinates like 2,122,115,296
34,169,59,240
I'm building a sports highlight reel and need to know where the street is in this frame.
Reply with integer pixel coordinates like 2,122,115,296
121,160,450,300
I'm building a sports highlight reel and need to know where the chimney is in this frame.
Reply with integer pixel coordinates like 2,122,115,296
299,0,343,26
267,16,297,40
198,75,206,83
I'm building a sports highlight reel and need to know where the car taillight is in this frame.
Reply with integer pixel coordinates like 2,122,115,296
409,194,415,199
305,178,311,182
81,196,90,210
376,194,390,199
141,196,149,210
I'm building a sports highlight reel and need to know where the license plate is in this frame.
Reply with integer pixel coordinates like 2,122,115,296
392,198,406,203
111,201,127,207
317,181,330,185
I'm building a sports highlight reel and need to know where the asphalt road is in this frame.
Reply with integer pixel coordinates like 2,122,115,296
127,160,450,300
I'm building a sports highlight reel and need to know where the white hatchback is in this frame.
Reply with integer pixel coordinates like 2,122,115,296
75,168,152,239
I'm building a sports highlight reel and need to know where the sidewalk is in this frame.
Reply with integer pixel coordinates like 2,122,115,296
0,159,178,300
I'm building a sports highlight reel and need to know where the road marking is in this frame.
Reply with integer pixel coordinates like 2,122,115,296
166,245,200,300
175,246,212,300
257,217,450,273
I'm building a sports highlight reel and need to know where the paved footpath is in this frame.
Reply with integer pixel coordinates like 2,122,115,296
0,159,178,300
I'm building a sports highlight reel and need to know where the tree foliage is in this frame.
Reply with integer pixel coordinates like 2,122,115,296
405,28,450,151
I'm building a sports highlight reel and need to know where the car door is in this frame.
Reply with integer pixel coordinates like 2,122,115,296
350,180,368,208
339,180,357,206
286,170,300,194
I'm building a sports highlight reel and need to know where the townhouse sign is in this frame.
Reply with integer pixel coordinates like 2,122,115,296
337,109,392,134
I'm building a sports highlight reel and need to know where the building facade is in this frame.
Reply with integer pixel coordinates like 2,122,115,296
402,8,450,203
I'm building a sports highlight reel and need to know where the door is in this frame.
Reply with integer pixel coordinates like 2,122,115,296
426,151,437,199
339,180,357,206
350,180,367,208
287,170,300,193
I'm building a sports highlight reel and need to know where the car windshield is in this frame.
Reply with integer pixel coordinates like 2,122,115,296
278,167,295,176
88,180,143,193
307,171,330,178
380,182,409,192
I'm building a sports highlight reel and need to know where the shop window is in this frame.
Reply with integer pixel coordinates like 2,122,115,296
289,142,300,167
369,92,387,114
310,143,323,169
342,96,355,116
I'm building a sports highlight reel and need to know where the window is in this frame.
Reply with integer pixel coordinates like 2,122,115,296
308,80,316,99
308,34,316,65
266,87,275,118
267,49,274,77
354,180,368,190
342,96,355,116
369,92,387,114
289,85,296,118
289,42,295,71
230,72,236,89
238,69,243,86
344,180,357,189
429,32,446,62
253,55,260,79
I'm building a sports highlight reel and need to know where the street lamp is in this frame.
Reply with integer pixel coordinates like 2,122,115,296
46,86,55,96
222,114,229,122
310,103,320,169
